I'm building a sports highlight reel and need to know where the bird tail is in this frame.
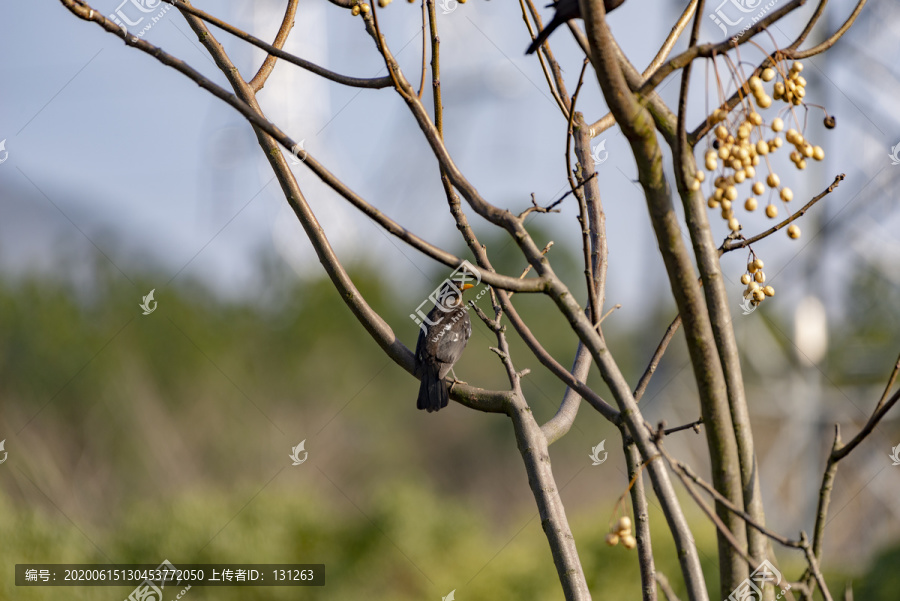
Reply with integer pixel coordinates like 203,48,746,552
417,362,449,412
525,15,562,55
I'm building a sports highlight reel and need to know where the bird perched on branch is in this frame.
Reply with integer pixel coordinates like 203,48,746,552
415,281,474,412
525,0,627,55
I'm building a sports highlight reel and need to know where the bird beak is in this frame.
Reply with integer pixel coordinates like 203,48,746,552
461,283,475,291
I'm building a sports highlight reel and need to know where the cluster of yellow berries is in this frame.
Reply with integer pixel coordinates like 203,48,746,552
740,256,775,308
605,516,636,550
773,61,807,106
350,3,370,15
691,60,827,241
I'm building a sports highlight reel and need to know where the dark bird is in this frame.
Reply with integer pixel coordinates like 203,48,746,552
415,281,474,412
525,0,627,55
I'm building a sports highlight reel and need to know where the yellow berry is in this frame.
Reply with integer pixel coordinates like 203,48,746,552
766,204,778,218
728,217,741,232
791,61,804,73
715,126,729,140
734,170,746,183
752,181,765,196
753,288,766,302
764,285,775,297
606,532,620,546
812,146,825,161
621,535,637,550
796,159,807,170
725,186,738,201
755,270,766,283
748,280,760,291
771,118,784,132
771,137,783,149
780,187,793,202
753,258,764,270
360,3,370,12
741,274,752,285
757,94,772,108
756,140,770,155
696,170,706,183
351,4,361,14
788,224,801,239
617,516,632,532
762,67,776,82
745,197,758,211
745,166,756,178
721,208,733,220
749,76,763,92
774,82,785,97
708,197,720,209
786,128,799,144
767,173,780,188
749,112,763,126
378,0,391,6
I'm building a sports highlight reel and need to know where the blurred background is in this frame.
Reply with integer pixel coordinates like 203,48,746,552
1,0,899,599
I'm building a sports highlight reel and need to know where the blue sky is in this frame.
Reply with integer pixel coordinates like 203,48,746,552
1,0,898,322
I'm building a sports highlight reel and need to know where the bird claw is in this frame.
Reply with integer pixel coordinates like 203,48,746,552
449,378,468,392
448,368,467,389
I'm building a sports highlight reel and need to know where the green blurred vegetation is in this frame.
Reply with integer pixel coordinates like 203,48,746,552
1,248,898,600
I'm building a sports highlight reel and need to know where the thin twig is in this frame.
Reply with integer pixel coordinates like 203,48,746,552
248,0,299,91
155,0,392,88
721,174,845,252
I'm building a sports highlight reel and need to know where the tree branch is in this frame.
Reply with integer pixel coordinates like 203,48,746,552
248,0,299,92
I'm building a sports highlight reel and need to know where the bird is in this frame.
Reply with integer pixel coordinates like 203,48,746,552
525,0,627,55
414,281,474,412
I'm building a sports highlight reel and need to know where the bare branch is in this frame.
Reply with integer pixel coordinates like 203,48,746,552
624,440,658,601
154,0,393,89
792,0,867,59
588,0,698,137
248,0,299,92
721,175,845,252
634,315,682,402
639,0,807,98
